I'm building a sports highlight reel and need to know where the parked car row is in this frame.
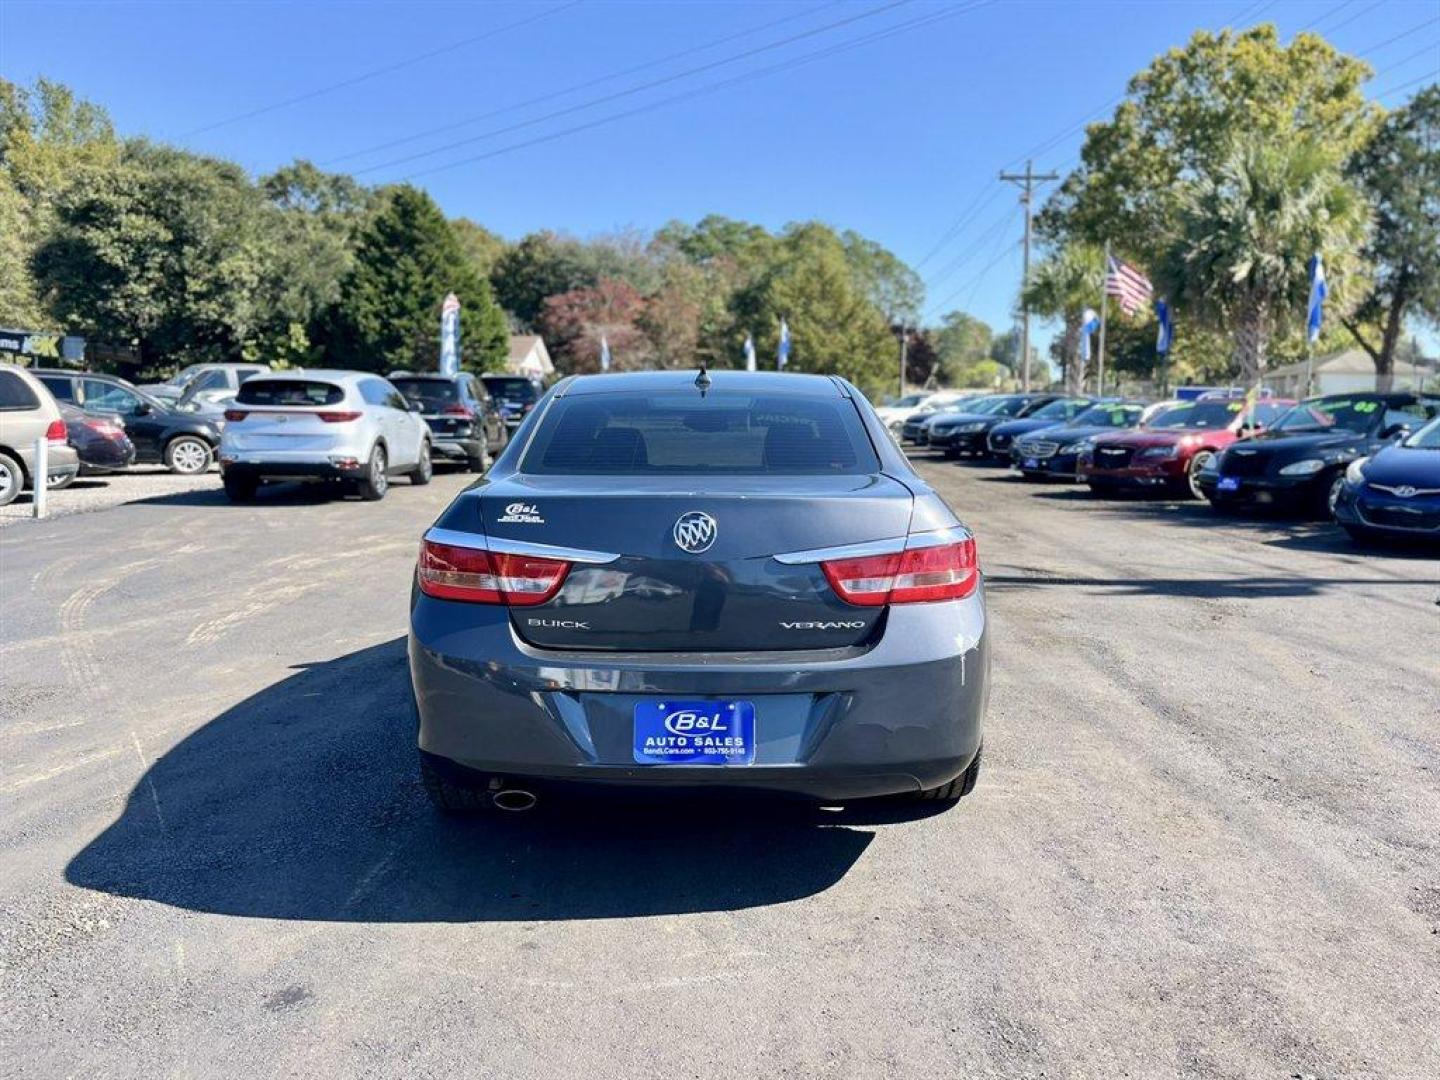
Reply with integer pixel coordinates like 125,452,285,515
892,387,1440,546
0,360,546,508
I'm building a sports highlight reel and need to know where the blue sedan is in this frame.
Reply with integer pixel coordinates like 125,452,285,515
1333,415,1440,544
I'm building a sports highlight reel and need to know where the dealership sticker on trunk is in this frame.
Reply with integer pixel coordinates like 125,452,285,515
634,700,756,765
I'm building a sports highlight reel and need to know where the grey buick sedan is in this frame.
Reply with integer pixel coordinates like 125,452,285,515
408,370,989,812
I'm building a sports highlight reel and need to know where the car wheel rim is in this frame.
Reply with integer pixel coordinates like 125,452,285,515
0,463,12,500
173,440,208,473
373,449,387,493
421,445,432,478
1328,475,1344,515
1188,452,1213,498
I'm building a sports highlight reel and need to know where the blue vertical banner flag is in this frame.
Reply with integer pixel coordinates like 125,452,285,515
777,319,791,370
744,333,757,371
1079,307,1101,363
439,292,461,376
1307,254,1327,344
599,335,611,372
1155,298,1173,356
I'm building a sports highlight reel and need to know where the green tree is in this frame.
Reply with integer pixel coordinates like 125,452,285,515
841,230,923,325
1342,85,1440,390
34,142,272,366
930,311,995,387
489,231,598,327
450,217,507,281
734,223,894,393
0,77,120,331
258,161,374,365
1040,25,1375,260
1021,244,1104,392
1159,134,1367,382
328,185,507,372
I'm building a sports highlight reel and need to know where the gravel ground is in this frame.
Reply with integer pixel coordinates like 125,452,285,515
0,454,1437,1079
0,466,220,529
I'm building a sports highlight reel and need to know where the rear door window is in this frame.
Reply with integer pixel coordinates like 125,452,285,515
237,379,345,406
0,370,40,410
392,378,458,410
524,391,880,475
36,374,75,403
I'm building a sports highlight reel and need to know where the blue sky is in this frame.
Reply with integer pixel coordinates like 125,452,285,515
3,0,1438,353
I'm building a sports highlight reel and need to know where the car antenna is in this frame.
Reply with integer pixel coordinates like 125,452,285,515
694,365,711,395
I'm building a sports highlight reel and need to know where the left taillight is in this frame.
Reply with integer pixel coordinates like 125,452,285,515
45,419,67,444
821,537,978,606
417,539,570,606
224,409,248,422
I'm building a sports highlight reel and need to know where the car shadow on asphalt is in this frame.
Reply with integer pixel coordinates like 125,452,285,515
132,482,344,508
66,638,922,922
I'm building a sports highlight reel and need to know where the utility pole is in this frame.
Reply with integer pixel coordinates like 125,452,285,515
1000,159,1058,392
897,326,908,400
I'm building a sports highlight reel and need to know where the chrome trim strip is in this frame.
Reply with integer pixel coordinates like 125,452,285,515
772,526,973,565
772,537,906,565
423,526,621,565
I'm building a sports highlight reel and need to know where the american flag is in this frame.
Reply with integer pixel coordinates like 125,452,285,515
1105,255,1153,315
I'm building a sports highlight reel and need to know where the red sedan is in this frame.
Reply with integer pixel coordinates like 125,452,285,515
1082,397,1294,499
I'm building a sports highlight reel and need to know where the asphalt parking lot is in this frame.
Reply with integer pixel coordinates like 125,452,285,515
1,457,1437,1079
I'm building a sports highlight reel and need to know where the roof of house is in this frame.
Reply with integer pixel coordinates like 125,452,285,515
507,335,545,359
1264,348,1433,379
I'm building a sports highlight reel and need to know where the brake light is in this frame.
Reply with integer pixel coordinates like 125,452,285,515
440,404,473,418
417,540,570,605
317,410,362,423
821,537,978,606
224,409,248,422
45,419,67,444
83,417,124,436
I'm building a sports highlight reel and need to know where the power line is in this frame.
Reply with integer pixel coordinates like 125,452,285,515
923,209,1020,320
1354,15,1440,58
176,0,585,139
354,0,921,177
395,1,996,182
926,202,1017,286
321,1,844,168
1376,71,1439,100
1298,0,1355,34
913,186,1003,271
1321,0,1389,37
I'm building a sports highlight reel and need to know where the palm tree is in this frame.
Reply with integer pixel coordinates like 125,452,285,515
1160,134,1367,385
1022,244,1104,393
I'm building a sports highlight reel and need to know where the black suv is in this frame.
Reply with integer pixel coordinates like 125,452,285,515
389,372,508,471
481,374,545,431
31,369,221,475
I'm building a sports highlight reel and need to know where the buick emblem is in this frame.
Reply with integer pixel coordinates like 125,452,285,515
673,511,717,554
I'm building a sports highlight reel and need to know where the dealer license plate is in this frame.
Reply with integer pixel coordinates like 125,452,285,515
633,700,756,765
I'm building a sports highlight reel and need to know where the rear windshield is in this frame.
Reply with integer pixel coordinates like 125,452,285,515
483,377,539,401
523,391,880,475
1073,404,1144,428
237,379,344,407
391,378,458,407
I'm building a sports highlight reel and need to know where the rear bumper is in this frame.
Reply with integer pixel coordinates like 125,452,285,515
430,437,479,460
409,586,990,801
220,458,365,481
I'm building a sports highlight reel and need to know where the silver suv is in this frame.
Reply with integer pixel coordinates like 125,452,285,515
0,364,80,507
218,371,432,502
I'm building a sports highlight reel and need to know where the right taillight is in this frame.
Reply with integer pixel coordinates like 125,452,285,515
417,540,570,605
821,537,978,606
224,409,248,422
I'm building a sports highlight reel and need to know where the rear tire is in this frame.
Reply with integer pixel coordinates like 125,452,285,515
420,755,493,815
912,746,981,802
1322,471,1346,519
357,444,388,501
409,441,433,485
466,447,489,473
223,473,259,502
0,451,23,506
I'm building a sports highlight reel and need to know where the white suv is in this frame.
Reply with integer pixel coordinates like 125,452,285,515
218,371,431,502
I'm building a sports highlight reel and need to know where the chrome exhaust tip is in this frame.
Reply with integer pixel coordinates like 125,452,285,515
492,789,538,812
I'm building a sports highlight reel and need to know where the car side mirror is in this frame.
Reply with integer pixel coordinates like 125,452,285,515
134,402,153,416
1380,422,1411,440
